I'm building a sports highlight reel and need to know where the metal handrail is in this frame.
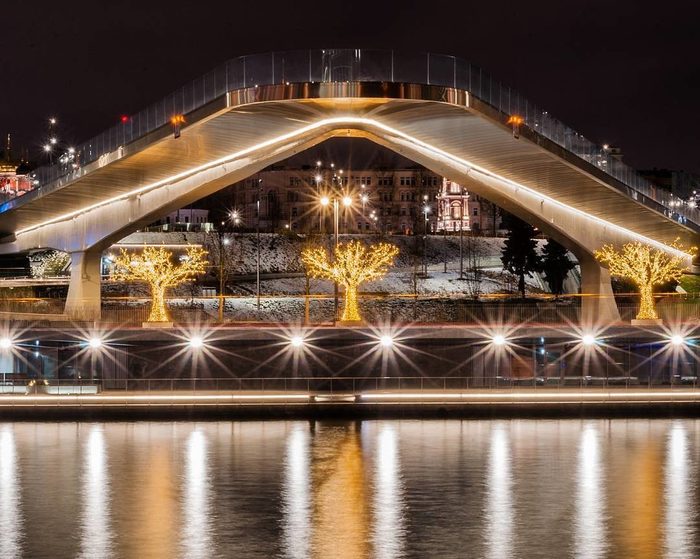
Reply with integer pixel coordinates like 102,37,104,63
3,49,695,227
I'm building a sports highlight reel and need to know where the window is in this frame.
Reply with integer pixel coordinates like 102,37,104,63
473,207,479,216
292,207,298,217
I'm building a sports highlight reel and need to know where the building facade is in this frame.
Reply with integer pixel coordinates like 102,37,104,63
227,165,443,234
435,179,502,235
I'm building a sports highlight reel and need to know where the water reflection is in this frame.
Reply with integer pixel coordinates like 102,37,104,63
312,424,370,558
485,426,514,559
372,425,405,559
0,420,698,558
282,426,311,559
0,426,21,558
78,426,112,558
575,425,606,559
664,422,694,558
181,429,213,559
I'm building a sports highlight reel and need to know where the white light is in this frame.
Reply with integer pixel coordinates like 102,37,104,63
50,137,57,145
581,334,596,346
0,338,12,350
315,174,322,182
290,336,304,348
49,117,57,125
316,160,321,167
379,335,394,348
361,194,369,203
342,196,353,207
88,337,102,349
43,144,52,152
670,335,685,346
492,334,506,346
189,336,204,349
16,116,690,262
68,147,75,154
319,196,330,207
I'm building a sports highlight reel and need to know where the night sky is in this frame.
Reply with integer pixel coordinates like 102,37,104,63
1,0,699,172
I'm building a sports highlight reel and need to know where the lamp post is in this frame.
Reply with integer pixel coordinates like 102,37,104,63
319,194,353,322
422,195,430,277
256,180,262,312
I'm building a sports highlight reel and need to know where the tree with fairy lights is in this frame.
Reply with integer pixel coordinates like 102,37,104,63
111,245,208,322
595,241,696,320
301,240,399,322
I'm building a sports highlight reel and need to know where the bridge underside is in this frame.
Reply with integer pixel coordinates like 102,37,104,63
1,85,696,323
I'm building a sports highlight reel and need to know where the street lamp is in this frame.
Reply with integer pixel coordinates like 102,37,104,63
318,194,353,321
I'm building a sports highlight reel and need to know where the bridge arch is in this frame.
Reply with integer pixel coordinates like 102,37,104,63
2,80,696,322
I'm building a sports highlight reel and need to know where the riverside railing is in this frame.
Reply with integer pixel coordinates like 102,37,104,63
2,294,700,325
5,49,697,227
1,376,699,395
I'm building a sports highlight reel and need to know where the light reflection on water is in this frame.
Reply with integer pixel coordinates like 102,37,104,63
575,425,606,559
0,419,698,558
78,426,112,559
0,426,21,559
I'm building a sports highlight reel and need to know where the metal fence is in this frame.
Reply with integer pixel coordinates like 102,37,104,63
5,49,695,227
1,294,699,325
2,376,698,394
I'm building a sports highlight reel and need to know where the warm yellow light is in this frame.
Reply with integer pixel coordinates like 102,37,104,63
111,245,208,322
301,240,399,322
189,336,204,349
507,115,524,125
170,114,186,125
342,196,353,207
320,196,330,207
595,241,696,320
379,335,394,348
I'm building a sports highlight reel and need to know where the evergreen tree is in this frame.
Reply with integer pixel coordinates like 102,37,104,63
541,239,575,296
500,213,541,298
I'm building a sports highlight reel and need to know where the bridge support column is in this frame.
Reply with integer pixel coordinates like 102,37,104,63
65,251,102,321
579,255,620,327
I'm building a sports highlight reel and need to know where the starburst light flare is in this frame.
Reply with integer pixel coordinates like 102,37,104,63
301,240,399,322
595,240,696,320
111,245,208,322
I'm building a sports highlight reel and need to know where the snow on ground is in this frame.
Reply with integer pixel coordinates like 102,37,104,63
115,232,578,299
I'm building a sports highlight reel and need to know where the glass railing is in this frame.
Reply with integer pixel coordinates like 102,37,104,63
5,49,698,228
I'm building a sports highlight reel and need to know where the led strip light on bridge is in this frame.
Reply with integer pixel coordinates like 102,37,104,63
15,116,690,259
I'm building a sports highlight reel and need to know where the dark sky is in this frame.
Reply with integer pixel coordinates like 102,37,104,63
1,0,699,172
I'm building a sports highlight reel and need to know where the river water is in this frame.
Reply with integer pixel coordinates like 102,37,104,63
1,419,698,558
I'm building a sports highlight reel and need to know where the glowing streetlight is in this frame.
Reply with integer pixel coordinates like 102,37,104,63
290,335,304,348
49,117,57,125
379,335,394,348
581,334,596,346
43,144,52,153
88,337,102,349
492,334,506,346
0,338,12,350
320,196,330,207
342,195,353,208
49,137,57,145
189,336,204,349
670,334,685,346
